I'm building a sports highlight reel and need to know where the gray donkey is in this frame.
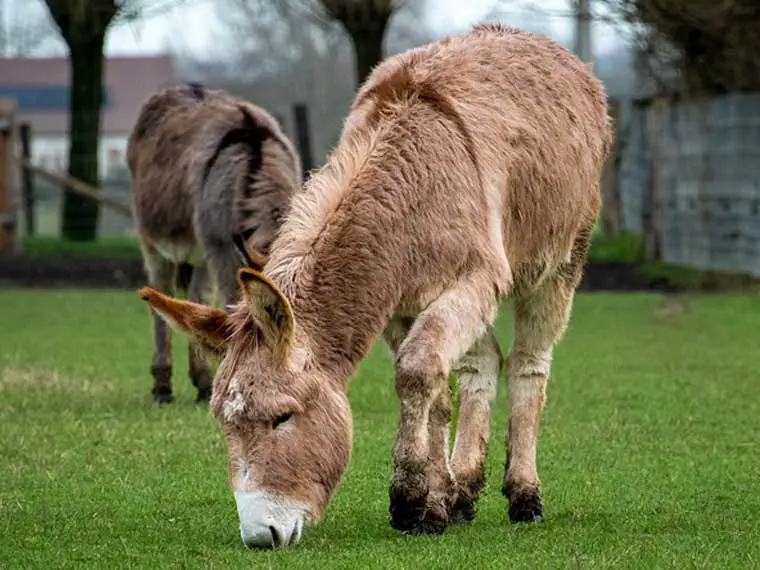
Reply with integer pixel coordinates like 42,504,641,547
128,84,302,403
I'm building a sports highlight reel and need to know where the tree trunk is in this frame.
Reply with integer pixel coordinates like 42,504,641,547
61,33,106,241
349,26,386,87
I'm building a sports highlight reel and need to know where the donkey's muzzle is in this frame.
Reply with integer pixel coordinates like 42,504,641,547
235,491,305,549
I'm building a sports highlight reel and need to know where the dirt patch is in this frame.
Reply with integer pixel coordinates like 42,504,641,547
1,254,673,291
578,261,670,292
0,254,147,289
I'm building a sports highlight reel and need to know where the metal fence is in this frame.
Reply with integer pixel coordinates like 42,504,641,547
618,92,760,276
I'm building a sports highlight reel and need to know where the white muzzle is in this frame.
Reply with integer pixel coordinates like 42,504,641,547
234,491,306,549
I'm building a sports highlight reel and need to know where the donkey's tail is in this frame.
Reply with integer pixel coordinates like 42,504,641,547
200,105,278,190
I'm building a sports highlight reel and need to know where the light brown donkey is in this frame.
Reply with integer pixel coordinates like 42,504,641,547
129,84,301,403
138,24,613,547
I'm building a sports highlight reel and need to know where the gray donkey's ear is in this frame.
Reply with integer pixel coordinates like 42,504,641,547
232,232,268,272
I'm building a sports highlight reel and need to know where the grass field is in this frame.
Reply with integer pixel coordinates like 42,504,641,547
2,290,760,569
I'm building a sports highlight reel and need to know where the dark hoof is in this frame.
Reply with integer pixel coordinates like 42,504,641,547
190,367,212,390
151,365,173,404
152,390,174,404
505,488,544,523
389,486,448,535
195,387,212,403
449,494,477,525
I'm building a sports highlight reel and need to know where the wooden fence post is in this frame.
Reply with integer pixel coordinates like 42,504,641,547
292,103,314,180
600,98,621,237
19,122,35,237
0,98,18,255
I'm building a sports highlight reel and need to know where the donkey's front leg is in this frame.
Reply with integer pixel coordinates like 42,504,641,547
140,241,176,404
186,265,213,402
390,279,498,535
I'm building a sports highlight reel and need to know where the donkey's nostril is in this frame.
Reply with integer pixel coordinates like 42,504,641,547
269,525,283,548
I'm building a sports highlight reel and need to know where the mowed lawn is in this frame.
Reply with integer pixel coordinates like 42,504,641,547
1,290,760,569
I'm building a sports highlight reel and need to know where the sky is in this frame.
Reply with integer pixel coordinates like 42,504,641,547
106,0,521,56
12,0,620,59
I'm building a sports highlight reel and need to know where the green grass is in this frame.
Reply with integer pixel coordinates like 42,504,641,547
21,235,141,259
588,232,646,263
2,291,760,569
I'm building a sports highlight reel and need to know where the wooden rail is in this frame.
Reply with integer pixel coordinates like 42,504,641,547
15,156,133,218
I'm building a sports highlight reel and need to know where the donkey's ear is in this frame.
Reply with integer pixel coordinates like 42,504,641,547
138,287,233,354
237,268,294,362
232,232,269,272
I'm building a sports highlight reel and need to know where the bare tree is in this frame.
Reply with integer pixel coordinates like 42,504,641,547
197,0,351,161
600,0,760,95
42,0,184,241
384,0,435,55
43,0,124,240
214,0,346,79
200,0,437,162
0,0,62,56
264,0,399,87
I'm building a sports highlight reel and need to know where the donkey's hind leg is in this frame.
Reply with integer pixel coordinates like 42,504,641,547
140,241,177,404
503,230,591,523
187,265,214,402
449,329,503,524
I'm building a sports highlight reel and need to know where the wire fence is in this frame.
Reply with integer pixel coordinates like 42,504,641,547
617,92,760,276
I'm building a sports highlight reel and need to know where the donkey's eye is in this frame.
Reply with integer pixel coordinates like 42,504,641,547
272,413,293,429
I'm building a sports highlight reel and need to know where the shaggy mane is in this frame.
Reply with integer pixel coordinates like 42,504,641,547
264,129,382,297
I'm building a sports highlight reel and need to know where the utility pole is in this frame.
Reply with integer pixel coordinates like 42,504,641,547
574,0,593,64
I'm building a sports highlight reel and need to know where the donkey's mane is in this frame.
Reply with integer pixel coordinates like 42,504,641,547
264,129,382,299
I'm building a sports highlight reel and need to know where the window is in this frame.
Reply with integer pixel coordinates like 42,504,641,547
0,84,111,111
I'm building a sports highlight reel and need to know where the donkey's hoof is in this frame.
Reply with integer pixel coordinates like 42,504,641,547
506,488,544,523
195,387,212,403
389,487,448,535
152,391,174,404
449,494,477,525
151,365,173,404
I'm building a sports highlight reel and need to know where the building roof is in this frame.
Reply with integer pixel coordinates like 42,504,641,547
0,55,177,136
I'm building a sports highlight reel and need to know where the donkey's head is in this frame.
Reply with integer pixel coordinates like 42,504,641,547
139,258,352,549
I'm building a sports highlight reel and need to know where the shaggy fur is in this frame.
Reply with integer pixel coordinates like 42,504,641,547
129,84,302,403
139,24,613,544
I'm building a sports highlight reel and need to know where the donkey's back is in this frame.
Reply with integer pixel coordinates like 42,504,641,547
128,85,294,265
345,23,611,289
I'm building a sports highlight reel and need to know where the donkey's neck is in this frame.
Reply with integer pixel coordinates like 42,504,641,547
292,210,404,381
293,252,400,379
